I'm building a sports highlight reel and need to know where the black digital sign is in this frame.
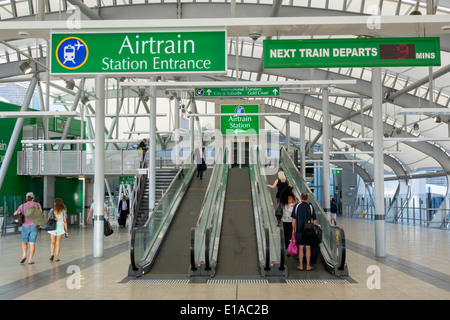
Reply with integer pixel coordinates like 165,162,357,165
379,44,415,60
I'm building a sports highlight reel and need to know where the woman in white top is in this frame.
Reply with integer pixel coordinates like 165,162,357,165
278,186,297,253
47,198,68,262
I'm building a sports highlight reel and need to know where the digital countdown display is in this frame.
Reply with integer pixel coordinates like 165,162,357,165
380,44,415,60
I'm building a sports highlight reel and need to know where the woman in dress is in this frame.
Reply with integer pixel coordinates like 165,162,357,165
47,198,68,262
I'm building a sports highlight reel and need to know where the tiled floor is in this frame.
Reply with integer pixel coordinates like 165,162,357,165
0,216,449,300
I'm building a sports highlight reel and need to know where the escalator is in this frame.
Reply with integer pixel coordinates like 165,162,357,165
277,147,349,278
214,167,259,276
189,147,286,278
129,153,201,276
145,170,211,276
187,147,348,281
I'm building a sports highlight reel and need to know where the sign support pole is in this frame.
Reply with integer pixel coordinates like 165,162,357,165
372,67,386,257
300,104,306,178
149,79,157,214
93,75,105,258
322,87,331,219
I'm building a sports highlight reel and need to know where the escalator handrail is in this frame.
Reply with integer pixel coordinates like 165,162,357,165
190,148,228,272
250,147,285,272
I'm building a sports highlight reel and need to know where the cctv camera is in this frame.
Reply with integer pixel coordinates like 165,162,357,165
249,32,261,41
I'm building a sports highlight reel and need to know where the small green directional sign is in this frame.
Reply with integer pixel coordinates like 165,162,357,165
119,176,135,184
220,104,259,135
195,87,279,97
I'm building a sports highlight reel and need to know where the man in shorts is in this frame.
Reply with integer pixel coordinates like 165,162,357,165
14,192,42,264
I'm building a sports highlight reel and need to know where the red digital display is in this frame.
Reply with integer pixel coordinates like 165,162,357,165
380,44,415,59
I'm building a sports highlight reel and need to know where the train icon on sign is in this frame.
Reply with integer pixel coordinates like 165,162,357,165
56,37,89,70
235,106,245,114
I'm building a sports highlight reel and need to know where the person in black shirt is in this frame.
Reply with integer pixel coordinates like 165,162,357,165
291,192,317,271
267,169,290,204
330,195,338,226
138,138,149,166
194,141,206,180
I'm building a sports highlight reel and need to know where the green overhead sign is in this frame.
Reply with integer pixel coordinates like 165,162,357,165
220,104,259,135
195,87,279,97
119,176,135,185
51,30,227,75
263,37,440,68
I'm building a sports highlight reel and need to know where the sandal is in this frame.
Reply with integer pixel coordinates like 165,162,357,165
20,257,26,264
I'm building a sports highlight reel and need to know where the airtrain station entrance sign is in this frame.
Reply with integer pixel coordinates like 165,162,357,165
263,37,440,68
51,30,227,75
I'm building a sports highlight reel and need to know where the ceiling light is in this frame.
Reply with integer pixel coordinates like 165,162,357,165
81,97,91,106
19,61,32,74
434,115,442,123
413,123,419,130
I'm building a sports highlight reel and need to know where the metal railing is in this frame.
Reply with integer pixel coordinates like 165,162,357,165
354,196,450,229
17,149,142,176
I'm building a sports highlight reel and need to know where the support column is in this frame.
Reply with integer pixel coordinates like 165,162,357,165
0,76,38,190
93,75,105,258
372,67,386,257
322,87,331,218
174,96,180,168
285,117,290,153
300,104,306,177
149,80,157,213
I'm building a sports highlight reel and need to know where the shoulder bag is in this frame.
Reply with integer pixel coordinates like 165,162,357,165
303,204,322,245
25,202,47,226
43,209,57,231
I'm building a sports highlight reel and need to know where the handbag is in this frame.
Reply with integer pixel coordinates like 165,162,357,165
104,220,113,236
43,218,57,231
287,235,298,256
12,213,24,226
